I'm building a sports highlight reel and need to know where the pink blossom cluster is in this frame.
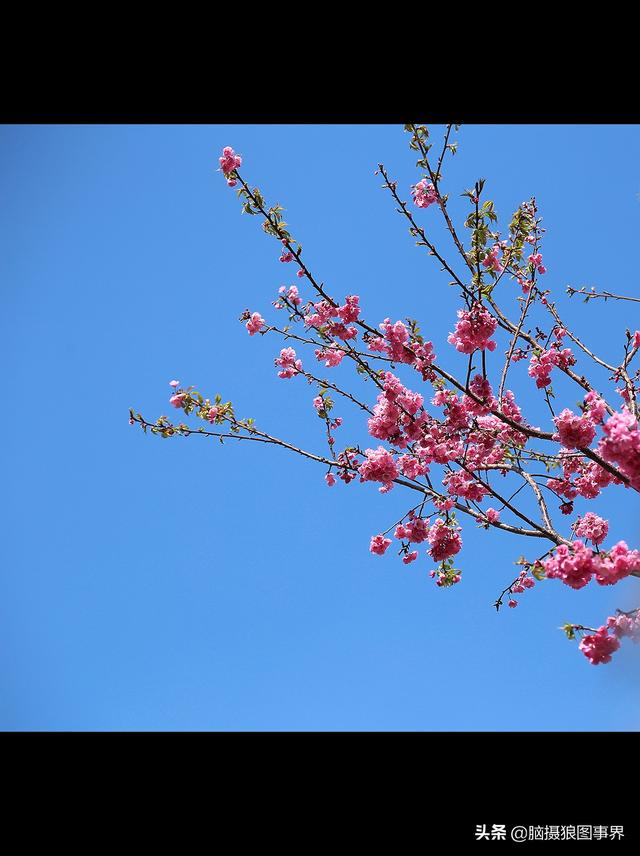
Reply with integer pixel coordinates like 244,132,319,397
275,347,302,379
411,179,438,208
607,611,640,643
370,534,392,555
395,514,430,544
579,626,620,665
367,319,436,379
516,277,533,294
595,541,640,585
553,408,596,449
482,245,503,274
546,455,618,502
305,299,357,340
443,470,488,502
335,449,359,485
583,390,607,424
479,389,527,445
246,312,265,336
358,446,399,493
597,406,640,490
527,346,576,388
219,146,242,186
337,295,360,323
543,540,597,589
509,568,535,605
462,375,497,416
573,512,609,545
528,252,546,275
315,345,345,367
367,372,428,448
277,285,301,306
367,318,407,361
544,540,640,589
478,507,500,528
428,383,526,463
427,519,462,561
447,303,498,354
397,453,429,480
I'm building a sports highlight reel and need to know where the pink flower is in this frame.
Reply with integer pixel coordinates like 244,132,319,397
573,512,608,546
427,519,462,561
444,470,488,502
207,406,219,423
579,626,620,665
370,534,392,555
543,541,595,589
219,146,242,176
337,295,360,324
313,396,324,410
609,612,640,641
275,347,302,379
279,251,294,263
285,285,301,306
528,347,576,388
403,551,418,565
485,508,500,524
401,517,430,544
633,331,640,349
246,312,265,336
325,473,336,487
597,406,640,490
169,380,180,388
447,303,498,354
170,393,185,408
482,245,503,274
583,391,606,424
411,179,438,208
315,346,345,368
594,540,640,585
553,408,597,449
508,599,518,608
359,446,399,492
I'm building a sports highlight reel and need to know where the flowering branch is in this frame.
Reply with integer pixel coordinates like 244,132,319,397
132,133,640,668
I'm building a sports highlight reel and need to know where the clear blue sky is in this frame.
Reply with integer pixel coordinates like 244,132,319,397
2,123,640,731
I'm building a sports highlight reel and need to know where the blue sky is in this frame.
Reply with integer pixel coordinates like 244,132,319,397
2,123,640,731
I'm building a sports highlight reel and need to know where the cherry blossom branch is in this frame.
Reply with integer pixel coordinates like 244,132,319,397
407,124,473,275
567,286,640,304
377,163,473,300
542,299,617,375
